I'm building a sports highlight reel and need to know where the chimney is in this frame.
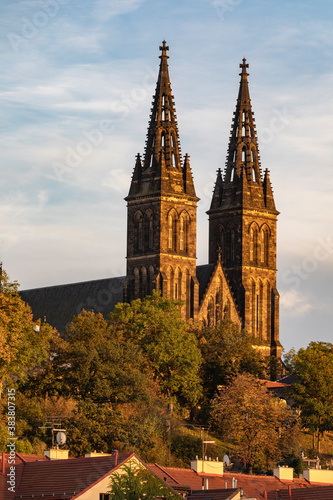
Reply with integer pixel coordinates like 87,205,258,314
190,458,224,476
44,449,69,460
205,478,209,490
232,477,237,488
113,449,118,466
225,480,228,489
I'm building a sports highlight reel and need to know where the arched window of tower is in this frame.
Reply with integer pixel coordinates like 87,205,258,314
258,280,263,340
216,224,225,261
176,267,182,300
226,224,235,263
134,211,143,253
148,265,154,295
251,279,256,336
185,268,191,320
169,266,174,299
250,224,259,264
134,267,140,297
144,210,154,251
140,267,147,298
168,211,178,251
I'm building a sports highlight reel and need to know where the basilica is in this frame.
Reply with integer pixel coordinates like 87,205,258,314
21,42,282,358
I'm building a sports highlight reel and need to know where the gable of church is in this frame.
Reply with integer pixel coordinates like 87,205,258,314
196,262,241,329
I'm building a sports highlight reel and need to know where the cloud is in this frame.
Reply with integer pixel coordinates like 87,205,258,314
92,0,146,22
280,289,312,317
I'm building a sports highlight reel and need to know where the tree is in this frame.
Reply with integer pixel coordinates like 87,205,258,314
287,342,333,452
211,374,294,473
198,320,266,399
109,293,202,406
32,309,153,405
0,269,58,391
108,463,180,500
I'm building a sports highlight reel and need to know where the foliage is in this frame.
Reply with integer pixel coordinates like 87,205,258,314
30,310,153,405
109,293,202,406
66,399,122,457
211,374,295,473
171,433,202,465
287,342,333,451
197,320,266,398
108,463,180,500
0,270,58,388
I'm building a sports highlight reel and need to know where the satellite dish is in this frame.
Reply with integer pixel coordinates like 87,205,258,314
56,432,67,445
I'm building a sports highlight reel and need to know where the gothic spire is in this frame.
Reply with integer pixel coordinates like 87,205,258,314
224,58,262,186
143,41,182,172
127,42,197,200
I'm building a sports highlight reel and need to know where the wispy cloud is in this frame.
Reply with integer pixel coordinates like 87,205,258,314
280,289,312,317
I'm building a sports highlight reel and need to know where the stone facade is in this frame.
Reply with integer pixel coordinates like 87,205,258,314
124,45,281,357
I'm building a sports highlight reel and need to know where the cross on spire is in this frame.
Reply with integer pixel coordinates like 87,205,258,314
239,58,249,76
159,40,169,58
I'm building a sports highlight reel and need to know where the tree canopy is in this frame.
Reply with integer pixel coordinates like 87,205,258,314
287,341,333,451
197,320,266,398
0,269,58,389
109,292,202,406
108,463,179,500
211,373,295,473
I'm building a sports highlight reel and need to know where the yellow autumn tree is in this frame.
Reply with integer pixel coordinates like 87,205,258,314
0,269,58,392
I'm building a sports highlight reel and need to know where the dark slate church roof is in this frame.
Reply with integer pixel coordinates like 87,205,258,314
196,264,214,301
20,276,125,334
20,266,213,334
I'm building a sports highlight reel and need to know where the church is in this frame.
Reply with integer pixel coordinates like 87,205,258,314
21,42,282,359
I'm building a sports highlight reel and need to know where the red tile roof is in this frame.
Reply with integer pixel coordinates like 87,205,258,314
267,485,333,499
0,453,48,500
188,488,240,499
0,452,134,500
146,465,332,500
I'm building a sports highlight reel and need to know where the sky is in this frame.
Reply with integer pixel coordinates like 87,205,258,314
0,0,332,354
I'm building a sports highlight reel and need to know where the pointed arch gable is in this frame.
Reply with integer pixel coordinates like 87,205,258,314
197,261,241,329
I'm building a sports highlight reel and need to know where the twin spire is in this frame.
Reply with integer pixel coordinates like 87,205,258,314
210,58,276,212
127,44,275,212
127,41,196,200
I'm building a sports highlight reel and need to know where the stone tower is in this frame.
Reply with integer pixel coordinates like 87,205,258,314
124,42,199,320
207,59,281,357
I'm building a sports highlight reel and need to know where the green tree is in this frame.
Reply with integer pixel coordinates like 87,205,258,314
287,341,333,452
109,293,202,406
108,463,180,499
31,310,152,404
198,320,266,399
211,373,295,473
0,269,58,391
